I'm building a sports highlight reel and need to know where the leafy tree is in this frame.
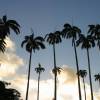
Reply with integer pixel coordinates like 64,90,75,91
0,81,22,100
35,63,45,100
21,31,45,100
77,70,87,100
61,23,82,100
76,34,95,100
45,31,61,100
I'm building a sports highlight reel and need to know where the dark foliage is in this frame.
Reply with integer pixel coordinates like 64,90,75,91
0,81,22,100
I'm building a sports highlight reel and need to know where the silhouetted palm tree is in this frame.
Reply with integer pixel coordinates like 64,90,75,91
88,24,100,49
21,32,45,100
0,15,20,39
77,70,87,100
76,34,95,100
94,73,100,87
45,31,61,100
35,63,45,100
0,81,22,100
61,23,82,100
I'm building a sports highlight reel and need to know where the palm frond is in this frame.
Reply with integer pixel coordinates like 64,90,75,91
7,20,20,27
21,40,27,47
35,36,44,41
8,23,20,34
36,41,45,49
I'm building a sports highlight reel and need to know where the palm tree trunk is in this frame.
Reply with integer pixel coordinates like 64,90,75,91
25,50,32,100
73,40,82,100
86,48,94,100
83,78,86,100
53,44,57,100
37,73,40,100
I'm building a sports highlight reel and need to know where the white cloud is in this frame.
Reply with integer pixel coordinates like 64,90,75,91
5,37,15,51
0,37,24,78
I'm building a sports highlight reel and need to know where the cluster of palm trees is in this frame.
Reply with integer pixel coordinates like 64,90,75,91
0,15,100,100
21,23,100,100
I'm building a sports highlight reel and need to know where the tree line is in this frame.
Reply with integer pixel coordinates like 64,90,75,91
0,15,100,100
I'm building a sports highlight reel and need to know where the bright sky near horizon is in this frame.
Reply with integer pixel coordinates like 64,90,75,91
0,0,100,100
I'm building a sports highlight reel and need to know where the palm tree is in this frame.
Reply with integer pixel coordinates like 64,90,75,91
76,34,95,100
0,15,20,39
45,31,62,100
61,23,82,100
77,70,87,100
35,63,45,100
21,32,45,100
94,73,100,87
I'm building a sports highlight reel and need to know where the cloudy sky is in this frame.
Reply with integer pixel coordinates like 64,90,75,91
0,0,100,100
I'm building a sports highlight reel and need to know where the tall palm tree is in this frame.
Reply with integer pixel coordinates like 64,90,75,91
45,31,62,100
94,73,100,87
0,15,20,39
77,70,87,100
35,63,45,100
21,32,45,100
61,23,82,100
76,34,95,100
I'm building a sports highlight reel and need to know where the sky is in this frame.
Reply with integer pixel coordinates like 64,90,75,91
0,0,100,100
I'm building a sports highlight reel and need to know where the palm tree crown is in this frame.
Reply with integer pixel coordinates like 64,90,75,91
0,15,20,39
52,67,62,74
76,34,95,49
45,31,62,45
94,73,100,82
77,70,87,78
21,33,45,53
35,63,45,74
61,23,81,45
